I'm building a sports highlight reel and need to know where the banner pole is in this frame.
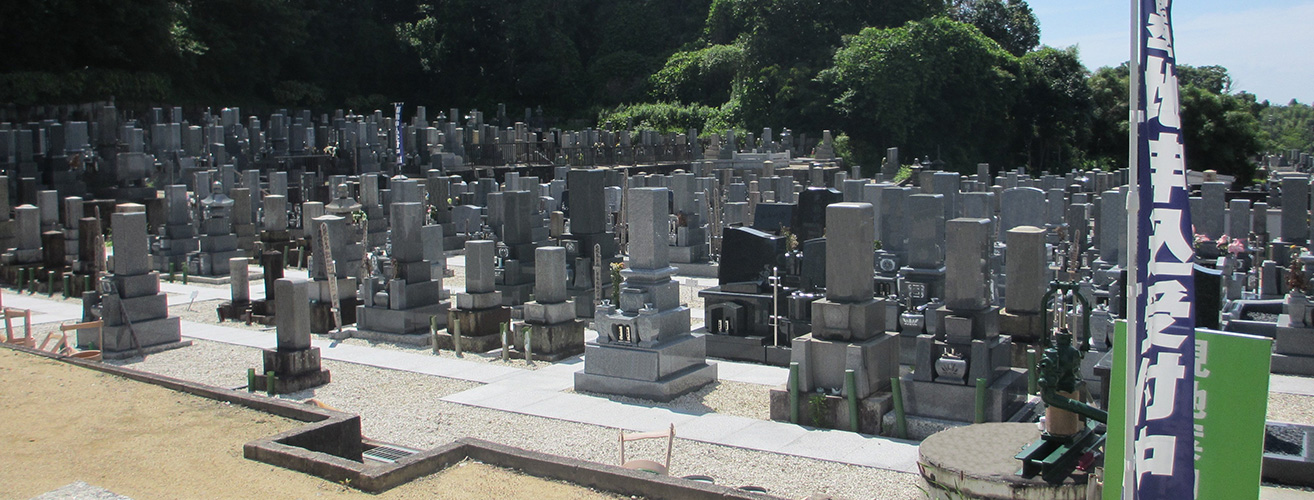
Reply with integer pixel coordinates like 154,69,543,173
1122,0,1142,497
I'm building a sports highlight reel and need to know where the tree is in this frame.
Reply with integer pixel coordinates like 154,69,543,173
951,0,1040,57
1086,63,1262,184
1014,46,1094,171
820,17,1022,170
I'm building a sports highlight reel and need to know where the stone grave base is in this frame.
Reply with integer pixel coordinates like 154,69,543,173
1272,353,1314,376
253,347,331,394
431,331,502,353
344,326,431,347
355,302,450,336
704,333,792,366
900,368,1029,423
574,363,717,402
97,340,193,361
80,316,183,354
310,298,359,334
496,282,534,306
668,245,709,265
767,389,893,435
449,307,512,338
574,335,718,402
792,332,900,398
510,320,585,361
998,310,1044,344
919,423,1092,499
0,262,43,287
218,299,276,325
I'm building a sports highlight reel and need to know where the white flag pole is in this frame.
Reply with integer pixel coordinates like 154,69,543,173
1123,0,1142,497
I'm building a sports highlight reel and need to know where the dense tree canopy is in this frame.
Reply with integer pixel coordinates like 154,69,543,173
0,0,1298,182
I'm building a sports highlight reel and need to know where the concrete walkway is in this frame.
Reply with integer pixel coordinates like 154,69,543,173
177,319,918,473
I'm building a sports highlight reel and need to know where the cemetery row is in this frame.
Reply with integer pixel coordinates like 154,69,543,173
1,104,1312,443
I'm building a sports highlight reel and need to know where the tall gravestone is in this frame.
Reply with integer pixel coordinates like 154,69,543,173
769,202,899,432
903,218,1026,424
518,246,585,360
252,278,331,393
562,169,618,318
439,240,511,352
576,187,717,401
79,208,187,358
355,202,450,343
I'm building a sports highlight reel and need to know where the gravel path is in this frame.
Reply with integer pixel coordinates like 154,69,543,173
1268,392,1314,426
110,338,921,500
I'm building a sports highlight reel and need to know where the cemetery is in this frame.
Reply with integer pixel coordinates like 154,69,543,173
0,101,1309,499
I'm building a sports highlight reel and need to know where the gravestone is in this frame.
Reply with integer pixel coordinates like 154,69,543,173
252,278,331,393
999,226,1048,344
903,217,1025,423
576,187,717,401
518,246,585,360
355,202,450,343
439,240,511,352
900,194,947,306
562,169,618,318
78,209,187,358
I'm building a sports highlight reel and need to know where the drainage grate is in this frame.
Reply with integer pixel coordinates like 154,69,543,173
363,444,418,463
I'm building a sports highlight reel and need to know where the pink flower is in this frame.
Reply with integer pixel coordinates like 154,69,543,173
1228,238,1246,255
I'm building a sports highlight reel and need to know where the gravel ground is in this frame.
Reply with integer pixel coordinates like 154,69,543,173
109,338,921,500
573,380,772,421
1268,391,1314,426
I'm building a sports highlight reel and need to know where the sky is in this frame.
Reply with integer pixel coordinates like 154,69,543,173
1027,0,1314,104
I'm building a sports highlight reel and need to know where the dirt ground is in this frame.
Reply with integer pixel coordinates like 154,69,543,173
0,348,624,500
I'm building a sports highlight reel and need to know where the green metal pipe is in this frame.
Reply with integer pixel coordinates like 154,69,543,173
788,362,800,424
168,262,176,282
17,268,26,292
47,273,54,296
974,377,987,423
63,275,71,298
1027,348,1039,395
265,370,276,394
501,322,509,362
84,275,92,294
1041,387,1109,424
890,377,907,439
845,369,859,432
181,266,188,284
247,368,256,392
453,319,463,357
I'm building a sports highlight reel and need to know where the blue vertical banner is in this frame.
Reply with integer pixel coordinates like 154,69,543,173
394,102,404,167
1129,0,1196,497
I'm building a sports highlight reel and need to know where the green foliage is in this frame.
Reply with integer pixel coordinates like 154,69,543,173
597,102,718,134
821,17,1021,171
892,165,914,183
1086,62,1263,184
649,44,743,105
807,393,830,429
1014,46,1094,172
0,69,171,105
1259,100,1314,154
950,0,1039,57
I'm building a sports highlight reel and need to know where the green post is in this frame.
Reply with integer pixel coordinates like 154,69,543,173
890,377,908,439
974,377,987,424
500,322,510,362
430,315,439,354
247,368,256,392
47,273,54,296
63,274,71,298
266,371,276,394
181,266,188,284
84,275,92,294
452,319,463,357
788,362,800,424
18,268,26,292
168,262,176,282
1027,348,1039,396
845,369,859,432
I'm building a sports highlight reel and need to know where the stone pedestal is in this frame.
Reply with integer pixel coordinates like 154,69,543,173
252,348,332,394
253,278,329,394
1274,314,1314,376
354,203,450,343
516,246,585,360
78,210,188,358
791,332,900,398
439,240,509,352
576,188,717,401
